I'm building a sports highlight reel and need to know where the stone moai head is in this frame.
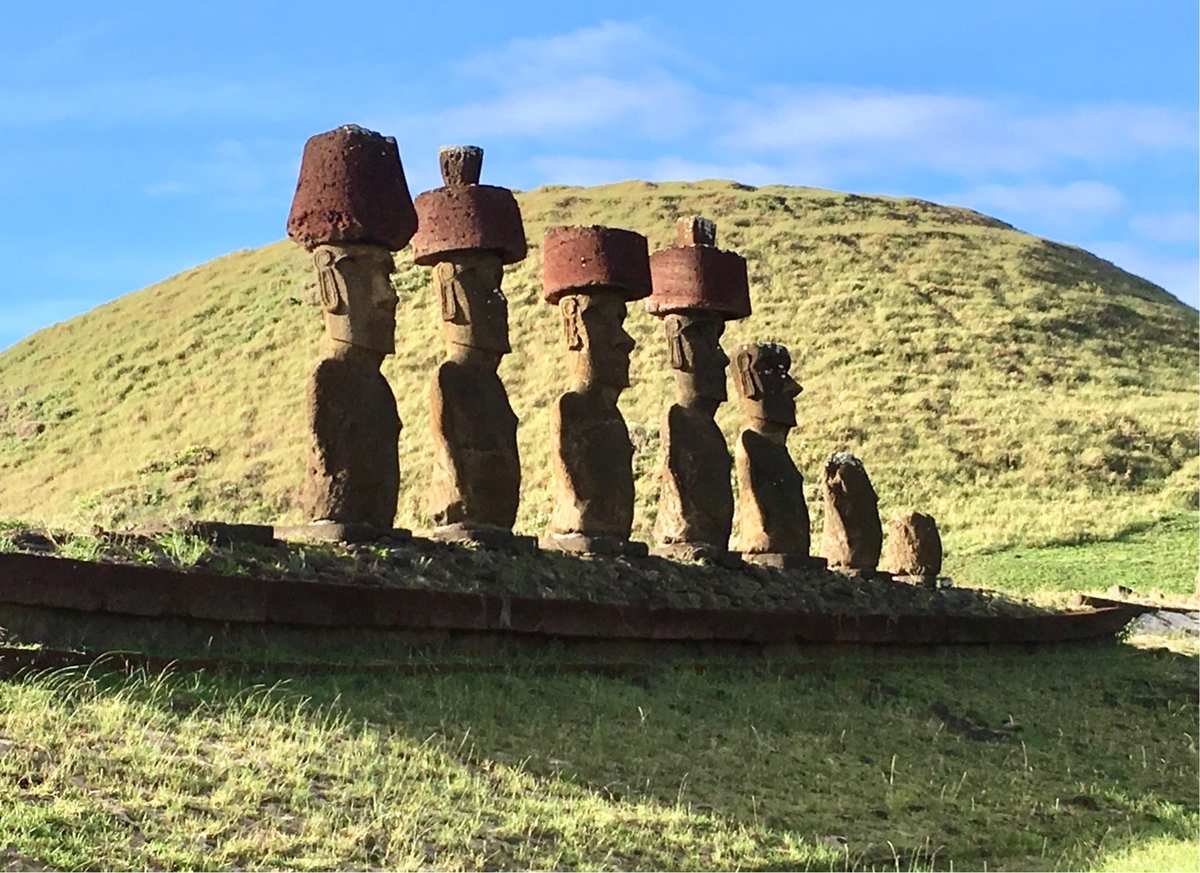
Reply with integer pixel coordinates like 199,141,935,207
733,342,802,429
313,245,399,355
647,216,751,411
286,124,417,358
411,145,528,362
542,225,652,393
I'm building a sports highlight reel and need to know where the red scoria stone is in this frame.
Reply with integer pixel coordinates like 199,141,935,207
286,125,418,252
542,225,653,304
411,185,527,266
647,244,751,320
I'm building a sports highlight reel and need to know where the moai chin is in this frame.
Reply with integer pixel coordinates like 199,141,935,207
821,452,884,575
280,125,417,542
411,145,532,550
732,342,821,570
540,226,653,557
645,216,751,563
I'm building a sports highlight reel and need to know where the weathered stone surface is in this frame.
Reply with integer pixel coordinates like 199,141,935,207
439,145,483,186
676,214,717,246
647,217,750,319
546,292,638,547
820,453,883,571
300,344,400,530
286,125,417,251
542,225,652,303
883,512,943,578
411,145,526,267
426,250,521,533
312,244,398,355
273,522,411,544
654,402,734,553
733,342,809,556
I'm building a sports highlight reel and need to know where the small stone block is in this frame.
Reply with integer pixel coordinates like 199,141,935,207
540,532,650,558
651,542,743,568
273,522,408,544
739,552,827,571
185,522,276,547
439,145,483,186
676,215,717,246
430,524,538,554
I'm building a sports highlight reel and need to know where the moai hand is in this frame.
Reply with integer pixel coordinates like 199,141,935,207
412,146,532,550
280,125,416,542
732,342,819,569
541,226,652,556
646,216,751,563
821,452,884,575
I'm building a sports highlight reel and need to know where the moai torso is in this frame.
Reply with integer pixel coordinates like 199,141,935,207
302,351,400,529
654,403,734,547
548,389,636,537
735,430,809,554
429,358,521,529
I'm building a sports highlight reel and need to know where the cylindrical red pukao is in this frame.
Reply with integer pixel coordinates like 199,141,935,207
411,185,527,266
646,235,751,320
542,225,652,305
286,125,418,252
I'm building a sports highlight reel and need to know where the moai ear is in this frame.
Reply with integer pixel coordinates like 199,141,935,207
436,262,464,323
734,348,763,398
560,296,584,350
665,316,690,371
313,249,347,314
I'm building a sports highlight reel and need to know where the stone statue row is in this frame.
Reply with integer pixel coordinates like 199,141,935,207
279,125,943,579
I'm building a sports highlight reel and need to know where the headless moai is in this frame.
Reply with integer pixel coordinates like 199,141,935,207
732,342,822,570
541,225,653,556
646,216,751,562
411,146,531,549
821,452,884,574
884,511,943,582
281,125,417,541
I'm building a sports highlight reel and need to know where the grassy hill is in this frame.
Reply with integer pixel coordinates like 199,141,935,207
0,180,1194,558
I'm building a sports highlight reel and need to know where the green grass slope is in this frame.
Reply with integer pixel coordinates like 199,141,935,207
0,181,1195,553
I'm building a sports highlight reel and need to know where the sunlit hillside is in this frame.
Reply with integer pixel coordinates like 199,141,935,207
1,180,1195,552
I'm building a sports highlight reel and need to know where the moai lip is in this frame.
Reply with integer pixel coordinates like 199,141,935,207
286,124,418,251
411,145,526,267
647,216,751,319
542,225,653,304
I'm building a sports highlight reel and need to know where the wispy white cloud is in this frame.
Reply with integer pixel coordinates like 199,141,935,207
1129,210,1197,244
951,181,1125,219
529,154,833,188
143,139,292,205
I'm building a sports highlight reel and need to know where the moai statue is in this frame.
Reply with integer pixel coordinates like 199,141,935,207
732,342,822,570
646,216,751,563
279,125,417,542
821,452,884,575
411,146,533,550
541,226,653,557
884,511,943,583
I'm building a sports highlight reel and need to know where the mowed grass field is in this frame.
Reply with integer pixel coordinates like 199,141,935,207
0,637,1195,871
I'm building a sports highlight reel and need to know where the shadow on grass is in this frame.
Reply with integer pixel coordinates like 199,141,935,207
33,639,1181,871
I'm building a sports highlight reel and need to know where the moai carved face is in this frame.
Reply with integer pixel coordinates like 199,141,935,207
435,254,511,356
734,343,801,428
314,244,398,355
560,292,635,391
664,312,729,407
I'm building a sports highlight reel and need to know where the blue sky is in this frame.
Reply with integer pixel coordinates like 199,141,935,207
3,1,1196,349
